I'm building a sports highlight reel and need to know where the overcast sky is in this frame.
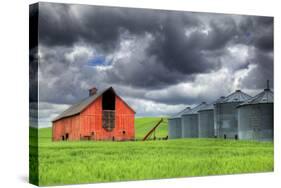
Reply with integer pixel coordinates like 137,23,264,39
30,2,273,128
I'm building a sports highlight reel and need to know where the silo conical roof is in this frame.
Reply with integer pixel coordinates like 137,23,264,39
169,107,191,119
238,88,273,107
217,90,252,103
215,96,226,103
198,103,214,112
182,102,208,115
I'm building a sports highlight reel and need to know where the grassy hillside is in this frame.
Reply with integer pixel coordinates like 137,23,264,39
29,117,274,186
135,117,168,139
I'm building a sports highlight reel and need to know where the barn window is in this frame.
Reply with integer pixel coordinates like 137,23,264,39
102,88,115,110
122,131,126,134
102,88,115,130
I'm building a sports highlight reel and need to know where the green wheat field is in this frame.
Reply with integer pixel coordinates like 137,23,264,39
29,117,274,186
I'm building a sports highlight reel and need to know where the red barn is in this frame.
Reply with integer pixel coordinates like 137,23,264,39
52,87,135,141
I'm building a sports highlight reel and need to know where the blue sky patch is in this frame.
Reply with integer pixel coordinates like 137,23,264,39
87,56,106,66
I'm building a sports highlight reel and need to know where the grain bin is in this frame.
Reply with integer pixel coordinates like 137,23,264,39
182,102,208,138
237,86,273,141
214,90,251,139
168,107,191,139
198,104,215,138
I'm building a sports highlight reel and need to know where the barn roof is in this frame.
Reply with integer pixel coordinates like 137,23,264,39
216,90,252,103
237,88,273,107
52,87,135,122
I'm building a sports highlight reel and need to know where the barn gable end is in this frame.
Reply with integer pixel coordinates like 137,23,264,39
52,87,135,141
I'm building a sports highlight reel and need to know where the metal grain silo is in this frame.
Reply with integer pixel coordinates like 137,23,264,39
182,102,208,138
168,107,191,139
198,104,215,138
213,96,225,137
237,86,273,141
214,90,252,139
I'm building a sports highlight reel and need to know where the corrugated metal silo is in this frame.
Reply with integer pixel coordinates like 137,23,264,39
237,86,273,141
213,96,225,137
198,104,215,138
214,90,252,139
168,107,191,139
182,102,208,138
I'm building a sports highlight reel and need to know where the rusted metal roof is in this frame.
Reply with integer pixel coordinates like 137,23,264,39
217,90,252,103
182,102,208,115
52,87,134,122
238,88,273,107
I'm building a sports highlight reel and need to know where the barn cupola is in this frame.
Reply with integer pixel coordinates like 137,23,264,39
89,87,98,96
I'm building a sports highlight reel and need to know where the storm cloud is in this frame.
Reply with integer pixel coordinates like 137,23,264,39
31,2,273,127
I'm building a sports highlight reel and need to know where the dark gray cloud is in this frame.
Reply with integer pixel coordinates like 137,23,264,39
240,48,273,89
38,3,221,81
39,3,167,51
33,2,273,124
237,16,273,51
38,3,273,89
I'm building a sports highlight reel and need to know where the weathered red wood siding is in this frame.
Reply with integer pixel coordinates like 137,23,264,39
80,96,103,140
52,115,80,141
52,94,135,141
79,95,135,141
115,96,135,140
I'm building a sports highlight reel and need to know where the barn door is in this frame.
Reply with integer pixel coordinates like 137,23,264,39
102,110,115,131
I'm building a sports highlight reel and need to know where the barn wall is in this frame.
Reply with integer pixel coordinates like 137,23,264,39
80,96,103,140
79,95,135,141
52,114,80,141
53,94,135,141
115,96,135,141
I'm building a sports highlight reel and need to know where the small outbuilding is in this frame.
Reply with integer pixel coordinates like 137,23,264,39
237,86,273,141
52,87,135,141
168,107,191,139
